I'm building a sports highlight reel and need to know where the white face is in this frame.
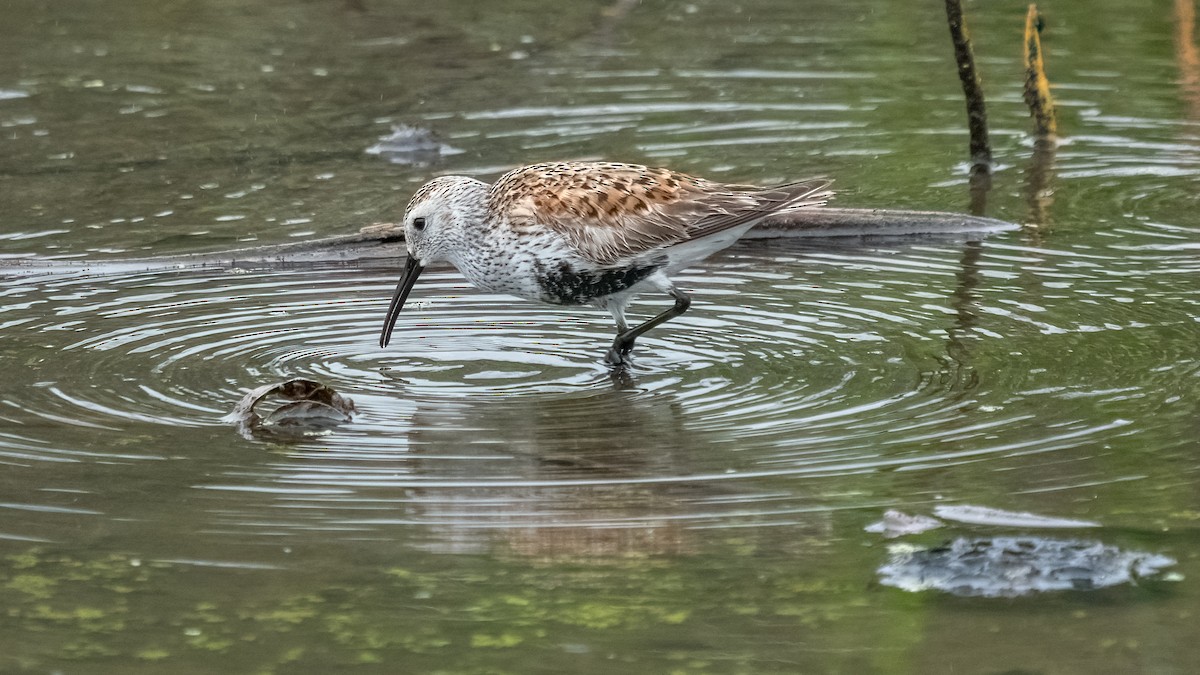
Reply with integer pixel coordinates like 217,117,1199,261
402,200,437,264
399,175,486,266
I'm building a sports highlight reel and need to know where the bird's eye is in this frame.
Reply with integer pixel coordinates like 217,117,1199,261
412,217,427,232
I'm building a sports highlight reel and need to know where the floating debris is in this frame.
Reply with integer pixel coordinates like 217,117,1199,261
878,537,1176,597
365,124,462,166
226,378,356,439
864,510,945,538
933,504,1100,529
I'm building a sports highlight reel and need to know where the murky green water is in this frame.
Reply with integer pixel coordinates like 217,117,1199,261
2,0,1199,673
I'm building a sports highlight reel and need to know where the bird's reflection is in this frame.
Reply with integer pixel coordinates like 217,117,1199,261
399,379,708,557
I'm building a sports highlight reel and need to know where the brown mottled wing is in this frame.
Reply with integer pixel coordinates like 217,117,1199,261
684,177,834,241
489,162,832,265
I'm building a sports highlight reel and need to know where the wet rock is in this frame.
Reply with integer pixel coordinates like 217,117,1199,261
878,536,1176,597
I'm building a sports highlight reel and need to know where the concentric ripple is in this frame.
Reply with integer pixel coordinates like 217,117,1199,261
4,229,1196,549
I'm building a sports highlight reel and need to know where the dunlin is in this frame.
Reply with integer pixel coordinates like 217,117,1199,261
379,161,832,366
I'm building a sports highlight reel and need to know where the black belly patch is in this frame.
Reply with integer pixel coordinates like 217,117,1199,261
535,260,660,305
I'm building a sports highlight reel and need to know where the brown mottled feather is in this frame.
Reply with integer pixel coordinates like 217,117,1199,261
488,162,832,265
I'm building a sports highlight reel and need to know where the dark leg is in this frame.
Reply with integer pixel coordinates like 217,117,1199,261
605,288,692,366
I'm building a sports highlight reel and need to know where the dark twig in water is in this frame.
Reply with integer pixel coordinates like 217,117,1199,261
939,3,993,383
944,0,993,183
1023,5,1057,138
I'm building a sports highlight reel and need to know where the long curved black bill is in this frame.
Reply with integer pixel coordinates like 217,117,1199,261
379,255,424,348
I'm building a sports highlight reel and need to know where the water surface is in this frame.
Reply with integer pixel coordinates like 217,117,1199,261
2,0,1198,673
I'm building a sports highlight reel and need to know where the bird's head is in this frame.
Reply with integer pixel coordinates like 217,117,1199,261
379,175,488,348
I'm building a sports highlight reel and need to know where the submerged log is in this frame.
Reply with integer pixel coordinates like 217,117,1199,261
750,207,1013,238
0,208,1016,278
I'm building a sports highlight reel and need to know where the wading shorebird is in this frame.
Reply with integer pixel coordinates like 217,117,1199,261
379,161,832,367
